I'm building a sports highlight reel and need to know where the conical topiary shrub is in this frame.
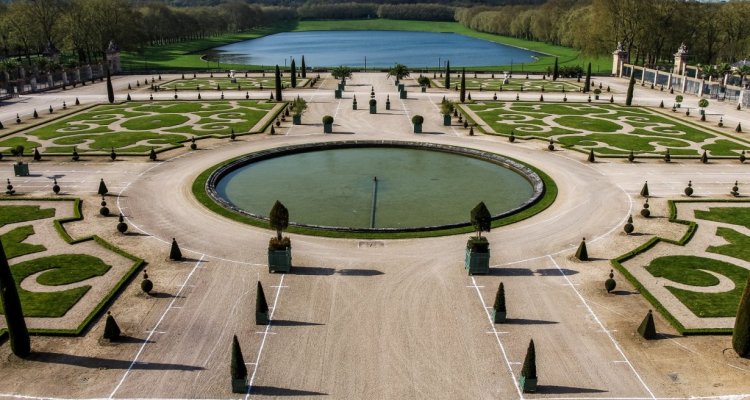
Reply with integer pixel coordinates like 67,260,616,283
33,147,41,161
141,270,153,294
740,150,746,164
685,180,693,196
231,335,248,393
701,150,708,164
664,149,671,163
98,178,108,196
737,123,742,133
519,339,537,393
732,275,750,357
588,149,595,163
110,148,117,161
492,282,506,323
624,215,634,234
0,239,31,357
628,150,635,162
103,312,121,341
605,270,616,293
575,238,588,261
640,181,649,197
170,238,182,261
256,281,269,325
149,148,157,161
637,310,657,339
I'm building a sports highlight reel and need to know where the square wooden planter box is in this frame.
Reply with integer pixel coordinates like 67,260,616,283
292,115,301,125
334,89,342,99
413,123,422,134
13,162,29,177
443,115,451,126
268,248,292,273
519,376,537,393
256,310,269,325
492,309,506,323
323,123,333,133
465,247,490,275
400,90,407,99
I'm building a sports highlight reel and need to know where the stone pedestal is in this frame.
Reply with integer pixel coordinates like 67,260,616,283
674,43,688,75
30,77,37,92
740,89,750,108
612,42,628,77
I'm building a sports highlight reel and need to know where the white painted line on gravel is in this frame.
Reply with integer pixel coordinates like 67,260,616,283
246,274,286,399
108,254,206,399
470,276,524,399
547,255,656,400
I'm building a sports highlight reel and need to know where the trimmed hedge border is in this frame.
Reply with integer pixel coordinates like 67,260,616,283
0,100,286,157
459,102,750,161
192,142,558,239
0,197,144,341
611,198,750,335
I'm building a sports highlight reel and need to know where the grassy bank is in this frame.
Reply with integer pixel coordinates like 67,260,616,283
121,19,609,73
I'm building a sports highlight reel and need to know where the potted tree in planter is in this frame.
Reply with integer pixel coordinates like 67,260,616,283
369,98,377,114
675,95,683,108
465,202,491,275
290,96,307,125
593,88,601,100
441,100,454,126
418,76,430,92
412,115,424,133
11,145,29,177
699,98,709,116
331,66,353,100
322,115,334,133
519,339,537,392
268,201,291,273
388,63,410,92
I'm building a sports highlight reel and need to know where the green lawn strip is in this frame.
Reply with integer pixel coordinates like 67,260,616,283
442,78,581,92
646,255,748,318
121,19,609,72
0,205,56,227
0,254,111,318
610,199,750,335
708,227,750,263
0,225,46,259
0,198,143,338
192,154,557,239
696,207,750,229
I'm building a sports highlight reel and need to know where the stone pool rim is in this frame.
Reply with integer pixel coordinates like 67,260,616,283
203,140,547,234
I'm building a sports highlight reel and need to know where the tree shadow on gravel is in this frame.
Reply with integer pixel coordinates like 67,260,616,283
288,266,335,276
272,319,324,327
29,352,203,371
536,385,607,394
251,386,327,396
504,318,558,325
337,269,384,276
487,268,534,276
535,268,579,276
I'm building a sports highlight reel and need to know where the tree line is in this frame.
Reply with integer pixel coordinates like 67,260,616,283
456,0,750,67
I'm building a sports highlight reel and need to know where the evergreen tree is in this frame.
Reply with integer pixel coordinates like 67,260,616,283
0,240,31,358
274,65,282,101
169,238,182,261
231,335,248,380
493,282,506,313
470,202,491,238
637,310,657,339
625,73,636,106
460,68,466,103
106,67,114,104
98,178,108,196
103,312,121,341
732,275,750,357
640,181,649,197
520,339,537,388
552,58,559,81
256,281,269,325
444,60,450,89
269,201,289,241
290,58,297,88
301,56,306,78
575,238,588,261
584,62,591,93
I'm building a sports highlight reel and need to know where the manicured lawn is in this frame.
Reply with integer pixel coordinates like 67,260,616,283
0,100,281,154
160,77,306,91
121,20,610,72
0,254,111,318
646,255,749,318
0,225,46,259
695,207,750,229
465,102,749,157
708,227,750,263
0,205,55,227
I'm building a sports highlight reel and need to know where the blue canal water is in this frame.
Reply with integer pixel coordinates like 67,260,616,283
206,30,542,68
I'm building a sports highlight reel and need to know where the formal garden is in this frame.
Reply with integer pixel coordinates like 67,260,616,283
159,76,307,91
433,77,582,92
463,102,749,158
0,200,142,334
0,100,284,155
615,201,750,334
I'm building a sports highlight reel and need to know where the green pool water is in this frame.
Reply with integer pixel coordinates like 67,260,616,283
215,147,535,229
